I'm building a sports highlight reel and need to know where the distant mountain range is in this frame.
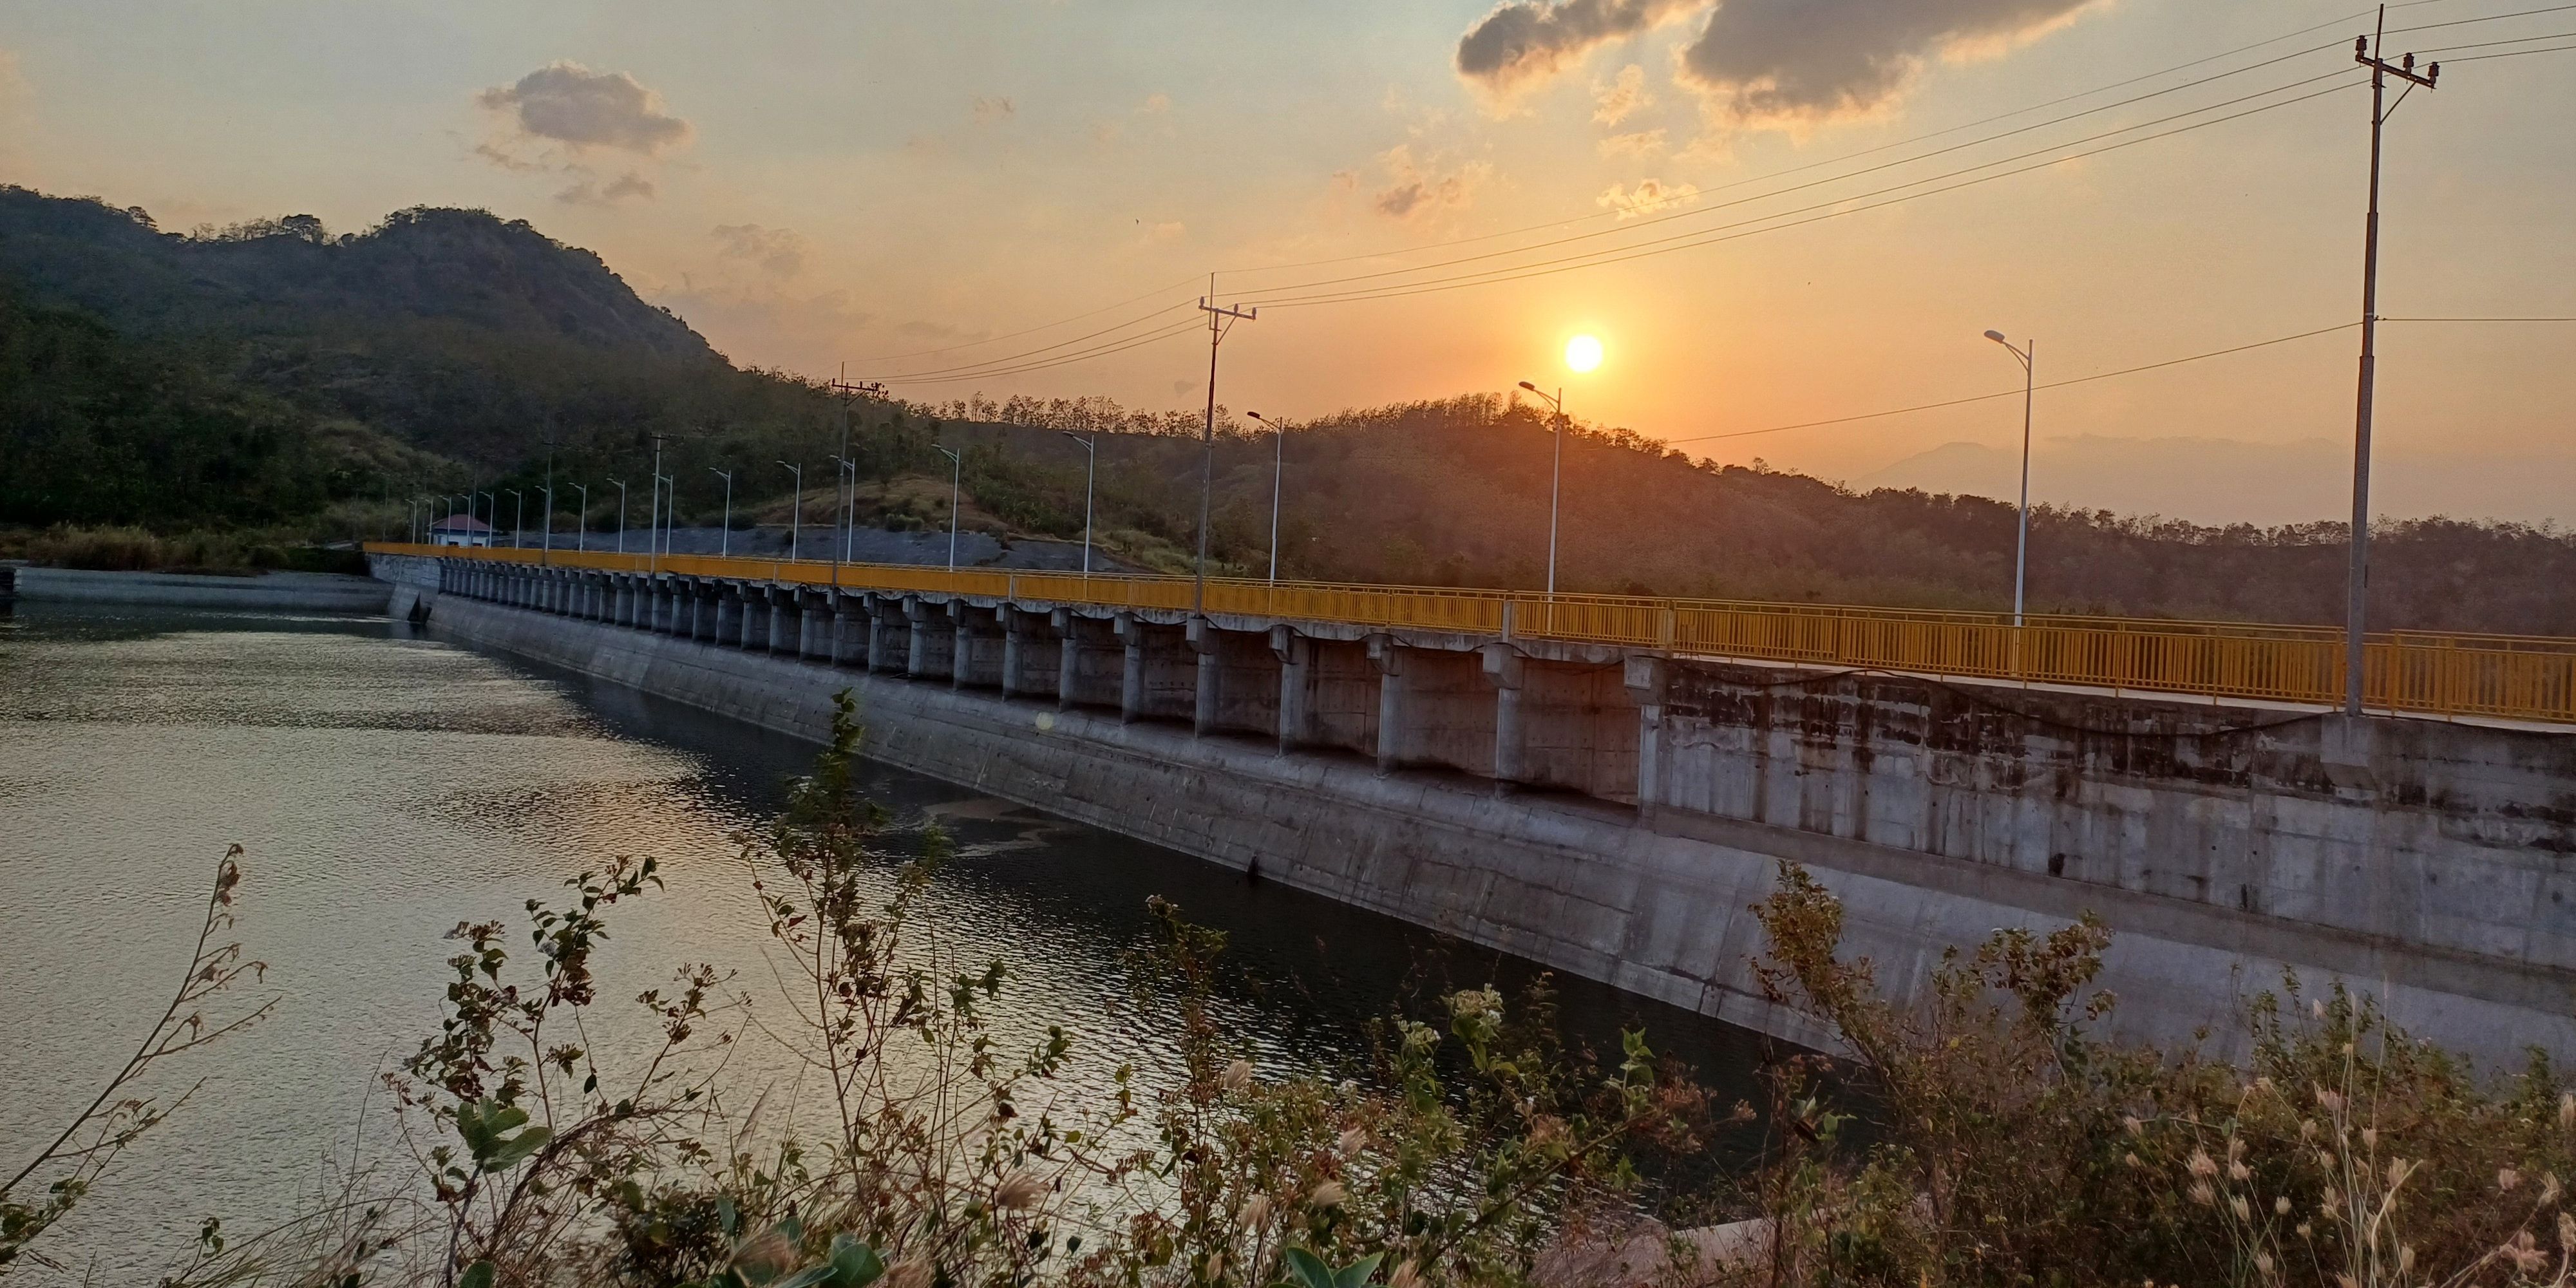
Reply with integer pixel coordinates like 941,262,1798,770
5,185,2573,634
1857,436,2576,527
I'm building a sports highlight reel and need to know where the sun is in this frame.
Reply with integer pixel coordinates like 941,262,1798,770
1564,334,1604,373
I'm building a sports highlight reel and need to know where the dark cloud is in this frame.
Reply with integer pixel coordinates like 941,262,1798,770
1454,0,1698,95
1678,0,2101,124
478,61,691,154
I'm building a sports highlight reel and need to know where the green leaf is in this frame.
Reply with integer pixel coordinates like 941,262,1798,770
717,1195,739,1240
1283,1247,1336,1288
828,1233,886,1287
459,1260,497,1288
1334,1253,1385,1288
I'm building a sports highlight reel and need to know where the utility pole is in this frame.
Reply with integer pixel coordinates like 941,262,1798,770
710,469,734,556
1983,330,2036,627
540,428,556,564
570,484,589,553
1060,431,1097,577
1246,412,1287,583
1194,288,1258,611
779,460,803,561
829,374,887,578
935,445,962,570
648,434,667,573
2344,7,2440,717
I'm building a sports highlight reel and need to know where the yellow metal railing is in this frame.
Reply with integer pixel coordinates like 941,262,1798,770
368,542,2576,726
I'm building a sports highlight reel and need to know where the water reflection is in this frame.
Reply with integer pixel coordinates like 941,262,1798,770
0,603,1774,1281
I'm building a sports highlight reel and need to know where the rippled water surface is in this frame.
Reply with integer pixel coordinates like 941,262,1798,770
0,603,1765,1280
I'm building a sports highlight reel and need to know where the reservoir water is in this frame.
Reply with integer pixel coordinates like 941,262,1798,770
0,603,1769,1282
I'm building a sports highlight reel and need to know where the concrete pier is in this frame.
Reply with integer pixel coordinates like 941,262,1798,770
374,551,2576,1066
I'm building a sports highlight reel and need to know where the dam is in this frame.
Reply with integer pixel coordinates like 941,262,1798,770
369,544,2576,1065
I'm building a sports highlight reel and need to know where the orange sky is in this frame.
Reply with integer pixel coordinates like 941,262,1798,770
3,0,2571,522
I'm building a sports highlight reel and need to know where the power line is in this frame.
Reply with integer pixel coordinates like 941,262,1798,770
1218,0,2473,279
1233,68,2362,305
861,300,1195,381
845,274,1204,365
875,317,1208,385
1657,324,2360,447
1245,79,2363,310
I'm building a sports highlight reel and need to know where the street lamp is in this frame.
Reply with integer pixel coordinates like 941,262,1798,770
569,484,589,553
504,488,524,549
1245,412,1287,583
607,478,627,554
476,491,495,547
1059,431,1097,577
777,461,802,561
1984,330,2036,627
710,468,734,556
1515,383,1568,597
934,445,961,571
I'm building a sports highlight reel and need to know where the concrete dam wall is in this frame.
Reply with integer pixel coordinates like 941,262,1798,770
375,552,2576,1066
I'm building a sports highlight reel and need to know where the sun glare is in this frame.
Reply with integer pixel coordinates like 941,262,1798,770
1564,334,1603,373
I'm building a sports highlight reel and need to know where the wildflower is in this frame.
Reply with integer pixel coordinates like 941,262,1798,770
2190,1181,2217,1206
2502,1168,2523,1193
1206,1252,1226,1282
1220,1059,1253,1092
2256,1075,2277,1094
2360,1127,2378,1151
2336,1274,2358,1288
2316,1150,2336,1172
2312,998,2327,1019
2315,1087,2345,1114
2125,1152,2142,1168
2546,1172,2564,1205
2228,1136,2247,1162
2559,1209,2575,1249
2123,1115,2144,1138
2255,1252,2276,1275
2561,1092,2574,1131
2229,1160,2252,1183
995,1170,1046,1210
1236,1195,1272,1229
1309,1180,1347,1209
2231,1195,2251,1221
2276,1195,2291,1215
1336,1127,1368,1157
2386,1158,2411,1189
2398,1244,2415,1273
2297,1222,2314,1240
2188,1150,2220,1179
886,1258,934,1288
1388,1261,1421,1288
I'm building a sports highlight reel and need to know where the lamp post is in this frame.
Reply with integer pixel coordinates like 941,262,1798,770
1515,383,1567,597
540,484,554,562
1983,330,2036,627
570,484,589,553
653,473,673,565
934,445,961,570
476,492,495,549
777,461,802,561
1059,431,1097,577
607,478,627,554
709,469,734,556
506,489,524,549
1245,412,1287,583
829,455,855,576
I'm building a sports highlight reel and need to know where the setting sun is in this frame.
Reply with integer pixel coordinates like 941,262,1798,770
1564,334,1604,373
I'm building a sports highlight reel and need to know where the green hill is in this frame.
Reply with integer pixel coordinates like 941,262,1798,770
3,185,2571,635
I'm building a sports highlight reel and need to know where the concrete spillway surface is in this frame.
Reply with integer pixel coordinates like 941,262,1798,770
386,551,2576,1072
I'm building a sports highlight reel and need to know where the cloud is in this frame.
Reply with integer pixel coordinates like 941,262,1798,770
1677,0,2105,127
1137,219,1186,243
478,61,690,154
1372,144,1488,220
971,95,1016,124
555,171,655,206
1593,64,1651,125
710,223,807,278
1597,128,1667,157
1454,0,1700,97
1140,92,1171,113
1596,178,1700,218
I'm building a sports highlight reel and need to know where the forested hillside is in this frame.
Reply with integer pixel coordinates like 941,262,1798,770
3,185,2570,634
